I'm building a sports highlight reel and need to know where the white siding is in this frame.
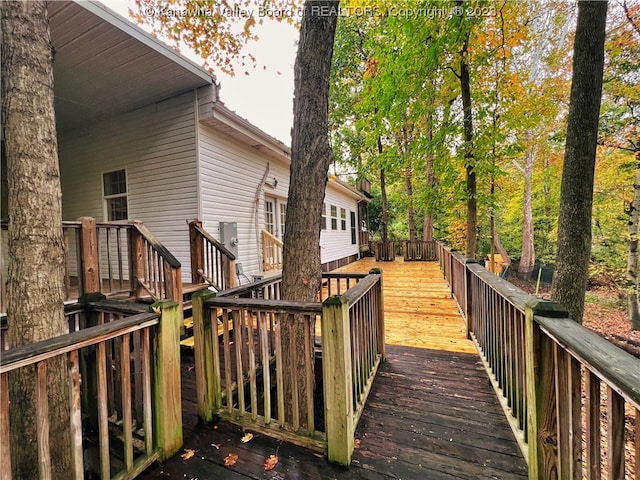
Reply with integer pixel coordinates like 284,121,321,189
59,91,199,281
321,182,360,265
198,124,290,278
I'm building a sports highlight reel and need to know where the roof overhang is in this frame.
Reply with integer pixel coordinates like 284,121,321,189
327,176,369,203
50,1,217,134
199,102,292,165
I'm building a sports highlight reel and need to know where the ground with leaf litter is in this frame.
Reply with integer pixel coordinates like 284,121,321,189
140,346,527,479
509,277,640,358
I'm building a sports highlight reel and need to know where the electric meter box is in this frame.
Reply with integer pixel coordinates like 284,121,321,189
219,222,239,259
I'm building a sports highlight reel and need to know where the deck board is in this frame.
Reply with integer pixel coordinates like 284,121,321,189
332,257,476,353
139,258,527,479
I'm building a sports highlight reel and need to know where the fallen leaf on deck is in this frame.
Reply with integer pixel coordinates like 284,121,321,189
241,432,253,443
152,306,161,314
224,452,238,466
264,454,278,471
354,439,361,449
188,365,195,371
211,443,220,449
180,449,195,460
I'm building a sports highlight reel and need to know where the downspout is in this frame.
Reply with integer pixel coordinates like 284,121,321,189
254,162,270,274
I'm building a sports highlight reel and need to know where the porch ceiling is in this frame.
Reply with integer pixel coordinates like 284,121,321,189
49,1,215,134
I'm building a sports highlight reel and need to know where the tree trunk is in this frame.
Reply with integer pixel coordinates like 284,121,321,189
379,137,390,244
627,151,640,330
281,0,337,426
460,31,477,260
2,1,72,477
551,0,608,324
423,113,435,242
519,146,536,277
404,162,416,243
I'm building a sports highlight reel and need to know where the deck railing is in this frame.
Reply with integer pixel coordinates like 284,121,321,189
403,240,436,261
1,220,83,313
0,299,183,480
189,220,236,292
436,241,640,479
373,241,395,261
190,269,385,466
261,229,283,272
1,218,182,313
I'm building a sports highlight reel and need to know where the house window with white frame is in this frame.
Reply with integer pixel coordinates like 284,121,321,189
103,169,128,221
330,205,338,230
340,208,346,231
321,203,327,230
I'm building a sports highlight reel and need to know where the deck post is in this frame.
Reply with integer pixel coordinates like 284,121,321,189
192,290,220,423
322,294,355,466
151,300,183,459
130,222,146,300
464,259,477,337
164,262,183,309
524,299,567,480
369,268,386,361
78,217,100,295
189,220,204,284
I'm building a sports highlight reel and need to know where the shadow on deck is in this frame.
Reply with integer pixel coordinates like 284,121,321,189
140,258,528,479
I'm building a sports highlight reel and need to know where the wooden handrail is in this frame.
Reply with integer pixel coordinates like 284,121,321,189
0,302,182,480
261,229,283,272
191,269,386,467
435,239,640,478
189,220,236,291
132,222,181,269
191,222,236,260
0,311,160,372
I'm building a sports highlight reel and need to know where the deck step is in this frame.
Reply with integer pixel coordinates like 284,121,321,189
180,317,233,350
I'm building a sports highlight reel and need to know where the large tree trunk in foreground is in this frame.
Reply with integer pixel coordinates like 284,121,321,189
281,0,337,426
2,1,72,477
551,0,608,324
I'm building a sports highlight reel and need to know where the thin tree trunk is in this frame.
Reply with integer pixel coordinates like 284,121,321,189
404,162,416,243
519,146,536,277
281,0,338,426
2,1,71,477
551,0,608,323
627,151,640,330
460,31,477,260
379,137,389,244
423,113,435,242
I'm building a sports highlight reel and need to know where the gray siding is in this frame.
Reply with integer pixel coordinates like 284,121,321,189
198,124,290,278
59,90,199,280
321,182,361,264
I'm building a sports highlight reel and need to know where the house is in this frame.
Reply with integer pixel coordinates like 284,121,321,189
5,0,370,288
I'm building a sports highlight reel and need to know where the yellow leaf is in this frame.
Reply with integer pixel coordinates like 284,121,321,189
152,306,161,314
180,448,195,460
241,432,253,443
354,438,361,449
263,454,278,471
224,452,238,466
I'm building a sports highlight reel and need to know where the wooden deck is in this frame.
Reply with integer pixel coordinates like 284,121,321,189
140,258,528,479
332,257,476,353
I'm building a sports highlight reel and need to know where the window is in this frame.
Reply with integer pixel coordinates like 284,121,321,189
103,169,128,221
321,203,327,230
265,199,275,235
280,202,287,239
340,208,346,231
330,205,337,230
350,211,357,245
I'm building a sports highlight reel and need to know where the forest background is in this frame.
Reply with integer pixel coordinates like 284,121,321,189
325,0,639,331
